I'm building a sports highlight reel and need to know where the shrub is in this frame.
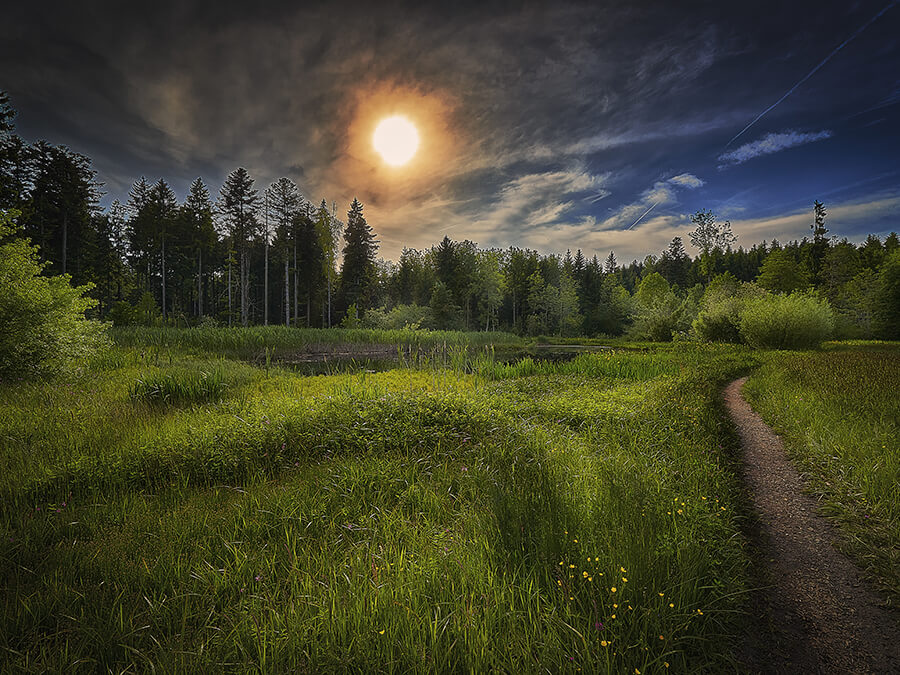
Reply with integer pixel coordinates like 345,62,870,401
630,291,694,342
363,303,434,330
693,276,766,343
0,210,108,379
738,292,834,349
875,250,900,339
340,303,361,328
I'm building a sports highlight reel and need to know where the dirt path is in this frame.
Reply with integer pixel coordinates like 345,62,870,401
724,377,900,674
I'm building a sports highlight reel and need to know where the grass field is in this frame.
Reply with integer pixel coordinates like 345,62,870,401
111,326,525,361
0,329,763,672
744,343,900,601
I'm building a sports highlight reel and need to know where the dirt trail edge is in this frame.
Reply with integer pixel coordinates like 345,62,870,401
724,377,900,674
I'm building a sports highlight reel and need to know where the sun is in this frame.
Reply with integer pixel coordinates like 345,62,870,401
373,115,419,166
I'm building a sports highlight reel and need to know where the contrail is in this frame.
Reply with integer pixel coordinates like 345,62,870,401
725,1,897,149
626,200,660,230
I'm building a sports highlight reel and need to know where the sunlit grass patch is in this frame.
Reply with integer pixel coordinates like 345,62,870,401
744,344,900,599
1,339,757,672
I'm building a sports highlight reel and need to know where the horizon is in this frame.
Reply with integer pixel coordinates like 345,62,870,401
2,0,899,263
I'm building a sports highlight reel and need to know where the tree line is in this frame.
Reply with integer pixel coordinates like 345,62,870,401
2,91,898,340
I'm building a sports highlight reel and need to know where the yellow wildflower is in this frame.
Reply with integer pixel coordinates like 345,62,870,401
611,587,617,593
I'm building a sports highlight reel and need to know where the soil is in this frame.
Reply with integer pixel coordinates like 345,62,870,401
724,377,900,674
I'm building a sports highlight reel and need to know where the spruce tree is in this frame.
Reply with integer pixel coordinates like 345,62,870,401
338,198,378,314
218,168,259,326
148,180,177,319
267,178,301,326
182,178,216,318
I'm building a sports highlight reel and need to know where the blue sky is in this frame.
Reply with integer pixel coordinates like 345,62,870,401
2,0,898,262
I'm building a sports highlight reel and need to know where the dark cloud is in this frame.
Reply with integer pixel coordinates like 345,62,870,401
2,0,898,261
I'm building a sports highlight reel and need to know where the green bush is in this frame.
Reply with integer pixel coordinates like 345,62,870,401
875,250,900,339
630,291,693,342
691,274,765,343
0,210,108,378
739,292,834,349
363,303,434,330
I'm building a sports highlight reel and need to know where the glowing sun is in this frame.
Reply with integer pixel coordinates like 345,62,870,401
373,115,419,166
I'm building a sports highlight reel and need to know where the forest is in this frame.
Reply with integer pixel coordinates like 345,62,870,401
2,91,898,345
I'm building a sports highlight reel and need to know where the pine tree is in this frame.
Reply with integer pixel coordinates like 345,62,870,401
182,178,216,318
267,178,301,326
338,198,378,315
810,200,829,276
127,177,153,294
218,168,259,327
604,251,617,274
148,180,177,319
26,144,98,279
314,200,342,326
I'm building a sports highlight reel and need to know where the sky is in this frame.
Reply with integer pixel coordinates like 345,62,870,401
2,0,899,263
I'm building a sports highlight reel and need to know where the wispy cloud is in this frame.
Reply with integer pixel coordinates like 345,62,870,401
718,130,833,166
597,173,705,231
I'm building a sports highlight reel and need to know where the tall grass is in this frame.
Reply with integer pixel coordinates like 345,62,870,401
111,326,524,359
0,340,756,672
743,345,900,600
130,367,227,406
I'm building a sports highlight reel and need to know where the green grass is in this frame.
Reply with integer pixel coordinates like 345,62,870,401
129,367,228,406
743,343,900,602
111,326,525,360
0,339,760,672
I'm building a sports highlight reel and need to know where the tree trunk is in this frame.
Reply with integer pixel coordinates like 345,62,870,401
264,233,269,326
61,210,67,275
284,257,290,326
197,249,203,317
241,248,249,327
161,235,167,320
228,257,232,327
293,240,299,327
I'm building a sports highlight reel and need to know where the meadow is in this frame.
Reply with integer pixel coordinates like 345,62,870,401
744,343,900,601
1,327,895,672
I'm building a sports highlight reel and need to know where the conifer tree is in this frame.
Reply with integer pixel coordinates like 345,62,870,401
182,178,215,318
604,251,618,274
148,180,177,319
267,178,301,326
218,168,259,327
338,198,378,314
